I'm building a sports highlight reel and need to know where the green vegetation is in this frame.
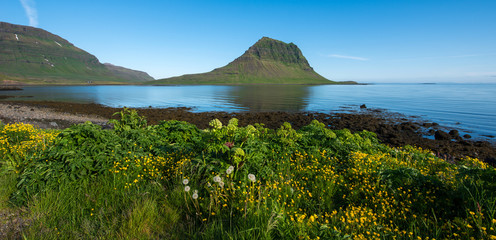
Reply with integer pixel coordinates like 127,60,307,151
1,110,496,239
0,22,152,84
151,37,352,85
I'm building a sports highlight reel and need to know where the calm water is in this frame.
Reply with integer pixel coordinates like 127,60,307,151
2,83,495,141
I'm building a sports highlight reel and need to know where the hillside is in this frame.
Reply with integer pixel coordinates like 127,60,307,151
0,22,150,84
151,37,353,85
103,63,154,82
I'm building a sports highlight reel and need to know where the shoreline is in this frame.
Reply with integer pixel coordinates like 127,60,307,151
1,100,495,165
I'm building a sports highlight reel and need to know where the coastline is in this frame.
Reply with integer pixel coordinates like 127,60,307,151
1,100,495,165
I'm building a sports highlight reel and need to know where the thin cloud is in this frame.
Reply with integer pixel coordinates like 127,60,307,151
391,53,496,62
328,54,369,61
20,0,38,27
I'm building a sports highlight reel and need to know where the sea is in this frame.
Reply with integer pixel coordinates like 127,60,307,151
2,83,495,142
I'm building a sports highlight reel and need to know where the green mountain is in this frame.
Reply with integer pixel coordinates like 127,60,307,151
151,37,352,85
103,63,154,82
0,22,152,84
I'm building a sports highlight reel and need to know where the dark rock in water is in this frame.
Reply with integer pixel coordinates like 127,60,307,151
435,130,451,140
360,104,367,109
463,134,472,139
449,130,459,137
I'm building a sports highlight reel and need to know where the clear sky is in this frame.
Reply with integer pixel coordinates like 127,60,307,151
2,0,496,82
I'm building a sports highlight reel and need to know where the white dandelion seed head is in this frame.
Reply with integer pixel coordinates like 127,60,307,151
192,193,199,199
219,181,225,188
184,186,191,192
182,178,189,185
213,175,221,183
226,165,234,174
248,173,256,182
194,189,198,194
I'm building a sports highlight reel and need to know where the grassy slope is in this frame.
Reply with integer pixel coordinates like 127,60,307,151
150,37,352,85
0,22,147,84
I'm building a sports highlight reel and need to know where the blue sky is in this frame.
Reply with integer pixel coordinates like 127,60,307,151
2,0,496,82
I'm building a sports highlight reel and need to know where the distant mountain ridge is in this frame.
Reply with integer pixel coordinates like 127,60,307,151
103,63,154,82
0,22,153,84
152,37,353,85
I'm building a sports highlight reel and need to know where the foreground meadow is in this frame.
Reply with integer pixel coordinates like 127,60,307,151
1,109,496,239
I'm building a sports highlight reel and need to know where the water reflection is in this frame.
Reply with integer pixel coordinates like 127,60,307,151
227,85,310,112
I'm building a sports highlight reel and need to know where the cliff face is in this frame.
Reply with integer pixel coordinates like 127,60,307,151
0,22,151,84
153,37,335,85
235,37,312,69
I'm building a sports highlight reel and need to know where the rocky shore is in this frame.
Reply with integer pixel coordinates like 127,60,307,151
1,101,495,165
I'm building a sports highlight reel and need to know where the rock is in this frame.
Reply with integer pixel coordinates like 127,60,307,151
463,134,472,139
49,122,58,127
434,130,451,140
449,130,459,137
360,104,367,109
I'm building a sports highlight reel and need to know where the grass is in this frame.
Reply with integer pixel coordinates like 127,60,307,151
1,110,496,239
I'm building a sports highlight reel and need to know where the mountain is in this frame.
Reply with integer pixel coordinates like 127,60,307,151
151,37,353,85
0,22,151,84
103,63,154,82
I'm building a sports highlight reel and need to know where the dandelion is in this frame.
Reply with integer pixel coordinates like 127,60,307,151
183,178,189,185
185,186,191,192
192,192,199,199
226,165,234,174
493,219,496,224
213,175,222,183
219,181,225,188
248,173,256,182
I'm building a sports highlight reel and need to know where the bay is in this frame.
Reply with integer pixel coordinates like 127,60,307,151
2,83,495,142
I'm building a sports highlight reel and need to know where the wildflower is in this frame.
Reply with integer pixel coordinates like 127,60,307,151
233,147,245,157
192,192,199,199
209,119,222,129
213,176,222,183
226,165,234,174
248,173,256,182
228,118,238,127
224,142,234,148
183,178,189,185
493,219,496,224
185,186,191,192
219,181,225,188
467,224,472,228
